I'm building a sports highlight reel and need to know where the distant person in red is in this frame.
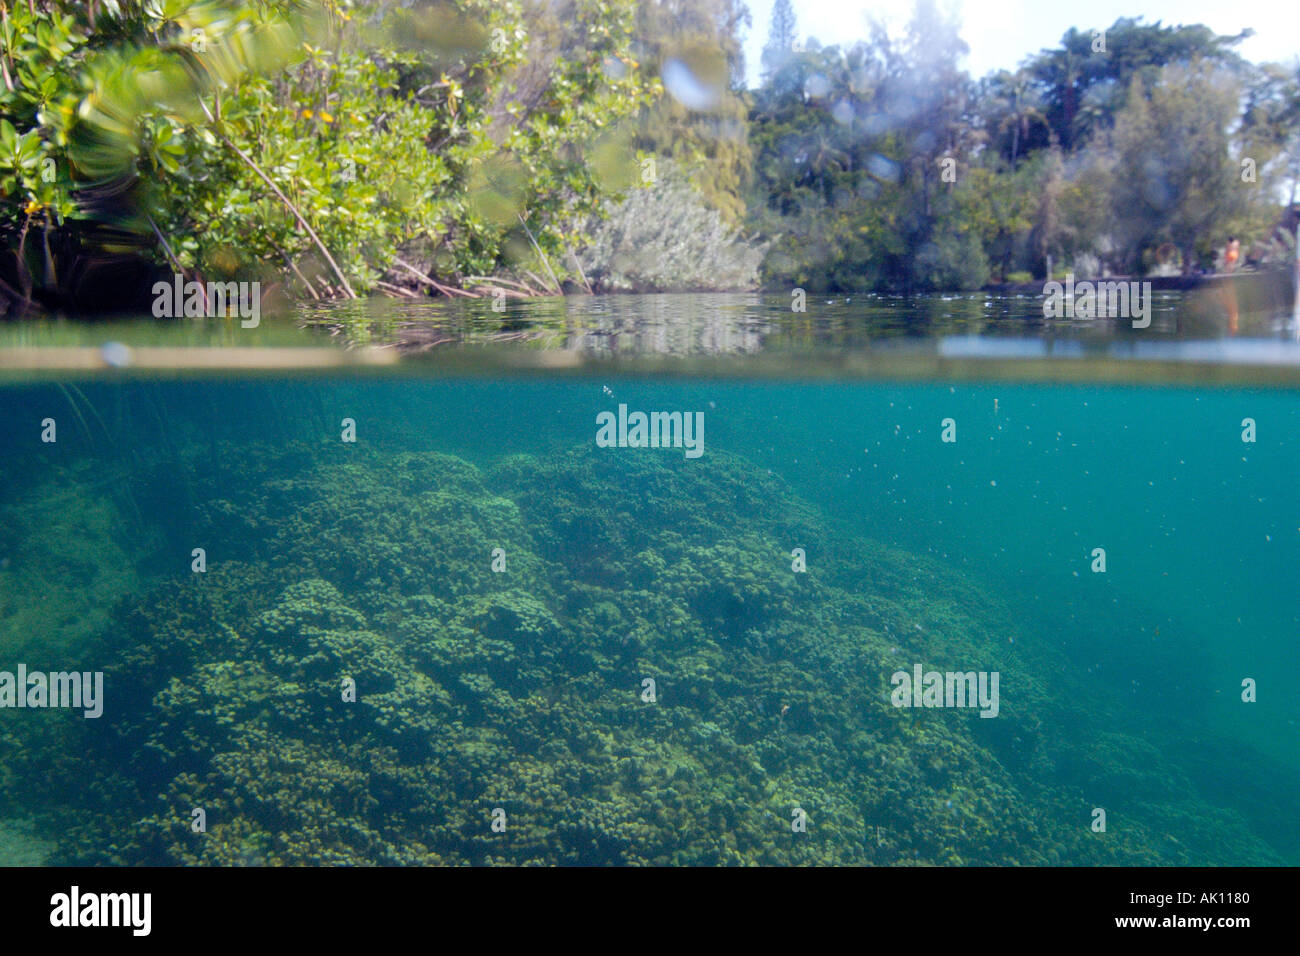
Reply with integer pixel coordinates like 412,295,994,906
1225,237,1241,273
1223,237,1241,334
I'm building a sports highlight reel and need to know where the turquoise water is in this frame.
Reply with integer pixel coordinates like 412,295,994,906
1,372,1296,865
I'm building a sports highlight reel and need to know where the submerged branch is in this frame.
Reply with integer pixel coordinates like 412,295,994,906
391,257,478,298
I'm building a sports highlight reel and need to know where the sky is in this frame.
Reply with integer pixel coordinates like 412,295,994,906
740,0,1300,87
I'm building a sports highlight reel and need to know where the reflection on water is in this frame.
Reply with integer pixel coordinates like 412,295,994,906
0,284,1296,382
299,285,1292,355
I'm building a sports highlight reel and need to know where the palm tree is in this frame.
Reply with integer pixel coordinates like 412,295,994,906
987,70,1049,167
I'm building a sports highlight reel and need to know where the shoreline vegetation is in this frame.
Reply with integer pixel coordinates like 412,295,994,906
1,1,1298,318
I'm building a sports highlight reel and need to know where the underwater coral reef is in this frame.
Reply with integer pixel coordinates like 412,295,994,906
0,444,1283,865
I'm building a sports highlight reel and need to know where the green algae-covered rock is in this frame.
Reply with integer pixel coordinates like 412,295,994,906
5,445,1283,866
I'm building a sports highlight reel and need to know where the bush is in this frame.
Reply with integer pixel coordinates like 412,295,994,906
910,228,991,291
579,161,766,292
